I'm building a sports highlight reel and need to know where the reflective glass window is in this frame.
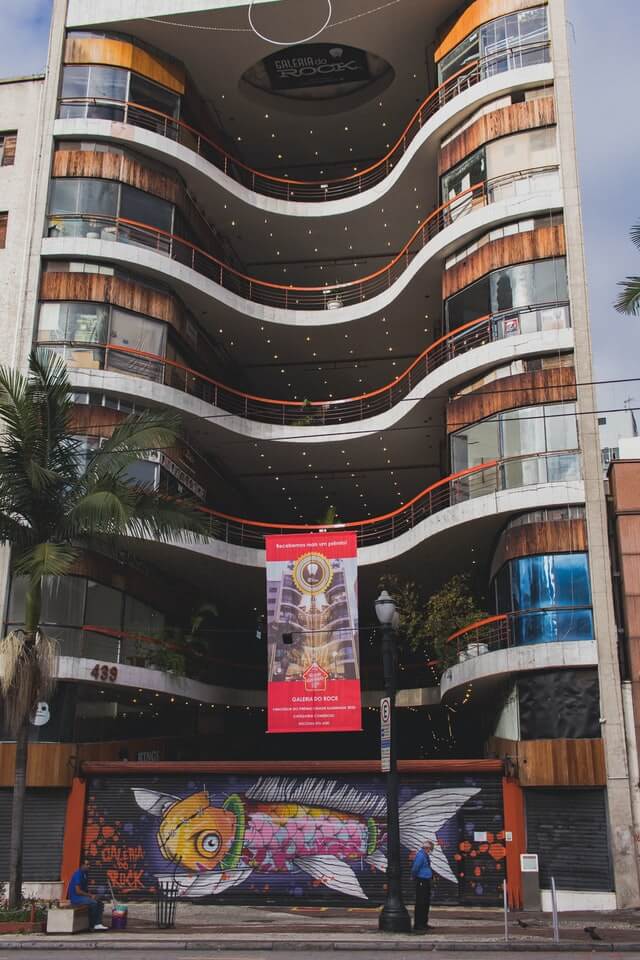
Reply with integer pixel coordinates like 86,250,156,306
509,553,591,611
7,575,28,623
438,31,479,85
85,580,123,630
514,608,593,645
441,148,486,206
129,73,180,120
120,184,173,233
500,406,546,459
451,417,498,473
545,401,578,452
41,575,86,626
123,594,164,636
59,65,128,120
123,459,158,489
445,275,490,332
37,302,109,343
49,178,119,217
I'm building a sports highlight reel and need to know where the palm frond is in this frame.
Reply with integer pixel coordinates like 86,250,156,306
86,410,182,479
0,511,34,550
62,486,135,537
615,277,640,316
631,223,640,251
12,542,78,581
122,490,210,544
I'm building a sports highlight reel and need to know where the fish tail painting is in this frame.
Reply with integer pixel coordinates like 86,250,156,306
133,777,481,899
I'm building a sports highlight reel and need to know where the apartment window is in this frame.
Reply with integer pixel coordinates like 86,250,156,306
0,212,7,248
445,257,569,332
451,402,579,474
492,553,594,646
0,132,17,166
438,6,550,85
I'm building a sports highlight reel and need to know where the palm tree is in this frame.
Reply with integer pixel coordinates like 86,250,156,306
615,222,640,315
0,349,208,907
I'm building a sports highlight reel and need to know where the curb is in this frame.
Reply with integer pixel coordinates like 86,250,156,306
1,939,640,952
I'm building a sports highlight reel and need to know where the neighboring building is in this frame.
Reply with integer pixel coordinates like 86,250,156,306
0,0,638,912
599,408,639,470
607,457,640,878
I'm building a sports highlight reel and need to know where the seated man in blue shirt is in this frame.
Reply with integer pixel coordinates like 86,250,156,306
411,840,434,932
67,860,108,931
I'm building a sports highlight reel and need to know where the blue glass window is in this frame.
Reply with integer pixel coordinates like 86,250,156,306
493,552,593,646
510,553,591,610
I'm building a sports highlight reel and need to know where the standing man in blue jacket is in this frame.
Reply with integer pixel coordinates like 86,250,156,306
411,839,434,932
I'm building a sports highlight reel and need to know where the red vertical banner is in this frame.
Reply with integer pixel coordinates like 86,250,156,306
266,532,361,733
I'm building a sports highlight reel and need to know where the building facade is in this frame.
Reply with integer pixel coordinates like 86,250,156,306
0,0,638,910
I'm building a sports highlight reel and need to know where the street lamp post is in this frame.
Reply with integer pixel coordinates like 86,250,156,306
375,590,412,934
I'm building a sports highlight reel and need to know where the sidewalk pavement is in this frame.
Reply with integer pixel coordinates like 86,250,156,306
3,902,640,951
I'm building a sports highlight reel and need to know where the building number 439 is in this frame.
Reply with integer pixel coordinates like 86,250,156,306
90,663,118,682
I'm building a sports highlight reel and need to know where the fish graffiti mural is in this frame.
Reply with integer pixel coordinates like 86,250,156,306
132,776,480,899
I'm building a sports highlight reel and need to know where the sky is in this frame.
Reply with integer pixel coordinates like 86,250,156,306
0,0,638,415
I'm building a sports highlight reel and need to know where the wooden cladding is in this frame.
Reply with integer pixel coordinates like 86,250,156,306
447,365,576,433
491,518,587,579
64,36,185,94
40,271,179,326
439,98,555,174
0,738,173,787
0,132,17,166
435,0,546,62
443,224,566,299
0,212,6,248
0,742,75,788
52,149,180,205
489,736,605,787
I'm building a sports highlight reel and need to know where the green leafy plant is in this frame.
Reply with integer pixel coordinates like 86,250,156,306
423,574,488,666
377,573,487,667
0,349,208,907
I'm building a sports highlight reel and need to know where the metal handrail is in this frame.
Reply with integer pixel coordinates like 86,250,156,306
193,449,581,549
40,300,570,426
46,165,560,311
56,41,551,203
446,604,593,657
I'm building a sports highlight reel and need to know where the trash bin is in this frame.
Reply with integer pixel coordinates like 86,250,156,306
111,903,128,930
155,879,179,929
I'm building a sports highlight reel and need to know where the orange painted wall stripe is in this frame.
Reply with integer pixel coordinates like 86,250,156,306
502,777,525,909
60,777,86,893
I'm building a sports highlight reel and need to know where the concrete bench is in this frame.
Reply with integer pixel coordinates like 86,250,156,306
46,903,90,934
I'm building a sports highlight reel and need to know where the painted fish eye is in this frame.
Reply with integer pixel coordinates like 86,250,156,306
197,831,221,856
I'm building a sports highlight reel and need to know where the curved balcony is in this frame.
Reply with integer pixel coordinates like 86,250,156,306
440,611,596,697
53,627,438,708
46,301,571,431
441,611,597,698
43,166,562,321
446,607,594,660
56,41,551,210
194,450,581,551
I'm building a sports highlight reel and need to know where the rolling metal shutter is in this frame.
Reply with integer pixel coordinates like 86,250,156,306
0,788,68,881
525,788,613,891
84,772,504,906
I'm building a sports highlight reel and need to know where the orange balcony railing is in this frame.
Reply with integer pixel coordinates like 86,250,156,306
41,300,570,425
57,41,550,203
446,605,594,660
194,450,581,549
46,165,560,311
